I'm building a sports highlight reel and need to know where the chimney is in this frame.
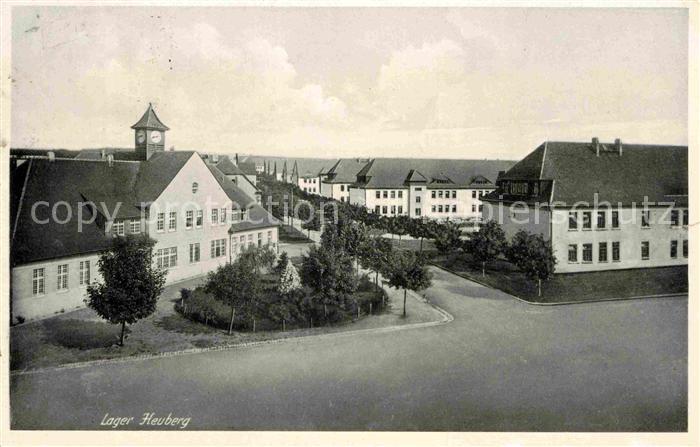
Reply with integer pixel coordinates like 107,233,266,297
100,149,106,160
47,151,56,162
212,154,219,163
235,153,239,165
592,137,600,156
615,138,622,156
107,154,114,167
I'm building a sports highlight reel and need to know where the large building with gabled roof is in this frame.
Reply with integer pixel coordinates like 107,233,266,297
482,138,688,273
10,105,280,323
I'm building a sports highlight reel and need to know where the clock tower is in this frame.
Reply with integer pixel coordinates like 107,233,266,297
131,103,170,161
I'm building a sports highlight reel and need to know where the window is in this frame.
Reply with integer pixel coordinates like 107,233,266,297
431,191,436,199
597,211,606,229
568,211,578,230
113,221,125,236
129,219,141,234
192,182,199,193
210,239,226,258
398,206,403,214
612,242,620,262
472,191,477,198
169,212,177,231
267,230,272,244
79,260,90,285
157,213,165,232
452,205,457,213
568,245,577,263
438,205,443,213
398,191,403,198
196,210,203,227
438,191,443,199
382,206,388,214
683,240,688,258
599,242,608,262
189,243,200,263
156,247,178,268
391,205,396,214
683,209,689,226
612,211,619,229
641,241,650,260
478,205,483,212
415,208,421,216
257,232,263,247
232,237,238,254
416,196,421,203
211,209,218,224
32,268,45,295
472,205,476,213
431,205,436,212
642,210,650,228
452,191,457,199
415,187,422,191
582,244,593,263
383,191,388,199
247,234,253,247
340,185,345,192
240,235,245,244
57,264,69,290
671,209,679,226
376,191,380,199
220,208,227,224
374,205,380,214
670,240,678,259
582,212,591,230
390,191,396,199
185,211,194,229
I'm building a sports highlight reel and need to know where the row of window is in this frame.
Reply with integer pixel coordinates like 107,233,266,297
431,204,458,214
432,190,457,199
301,178,317,184
374,205,404,215
375,190,405,200
568,209,689,231
567,240,688,264
31,260,92,296
302,187,317,193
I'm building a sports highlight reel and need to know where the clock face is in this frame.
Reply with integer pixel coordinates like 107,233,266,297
136,130,146,144
150,131,162,143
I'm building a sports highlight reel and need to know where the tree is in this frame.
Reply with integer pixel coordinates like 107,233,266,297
392,215,412,247
506,230,557,297
85,235,166,346
359,237,394,292
301,211,321,239
341,221,369,275
432,221,463,255
278,259,302,295
385,250,432,317
301,243,357,320
205,259,262,334
465,220,507,277
239,244,277,274
274,251,290,274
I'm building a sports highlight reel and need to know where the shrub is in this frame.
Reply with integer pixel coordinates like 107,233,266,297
15,315,26,325
176,288,234,330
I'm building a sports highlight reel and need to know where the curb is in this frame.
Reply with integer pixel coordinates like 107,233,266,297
429,262,688,306
11,284,453,377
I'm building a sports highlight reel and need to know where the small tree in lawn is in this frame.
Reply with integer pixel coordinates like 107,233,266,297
278,259,302,296
386,250,432,317
205,259,262,334
274,251,290,274
506,230,557,297
359,237,394,298
392,215,411,248
239,244,277,275
342,221,369,275
86,235,166,346
432,221,463,256
301,243,357,320
409,218,429,253
466,220,507,277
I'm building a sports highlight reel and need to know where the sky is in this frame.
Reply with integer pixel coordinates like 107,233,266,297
10,7,688,160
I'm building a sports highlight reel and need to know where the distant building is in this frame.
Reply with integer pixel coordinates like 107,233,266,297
349,158,514,221
482,139,688,273
10,105,279,323
321,158,372,202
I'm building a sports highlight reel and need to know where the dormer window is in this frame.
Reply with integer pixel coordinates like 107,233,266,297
192,182,199,194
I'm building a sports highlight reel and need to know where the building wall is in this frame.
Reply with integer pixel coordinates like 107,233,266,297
362,188,409,216
12,252,102,323
298,176,320,194
552,207,688,273
226,174,258,200
422,188,493,221
320,182,351,202
482,201,552,240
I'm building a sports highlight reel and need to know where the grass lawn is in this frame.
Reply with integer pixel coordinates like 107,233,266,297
279,224,313,243
10,272,444,372
433,253,688,304
383,236,437,254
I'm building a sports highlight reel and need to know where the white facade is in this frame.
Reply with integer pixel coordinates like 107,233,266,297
298,176,320,194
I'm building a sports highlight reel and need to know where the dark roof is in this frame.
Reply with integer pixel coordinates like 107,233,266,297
10,152,194,265
74,148,143,160
11,148,80,159
130,104,170,131
236,160,258,176
325,158,372,183
215,157,244,175
355,158,516,189
486,141,688,206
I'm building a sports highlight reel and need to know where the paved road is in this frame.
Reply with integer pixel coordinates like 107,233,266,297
10,268,687,431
